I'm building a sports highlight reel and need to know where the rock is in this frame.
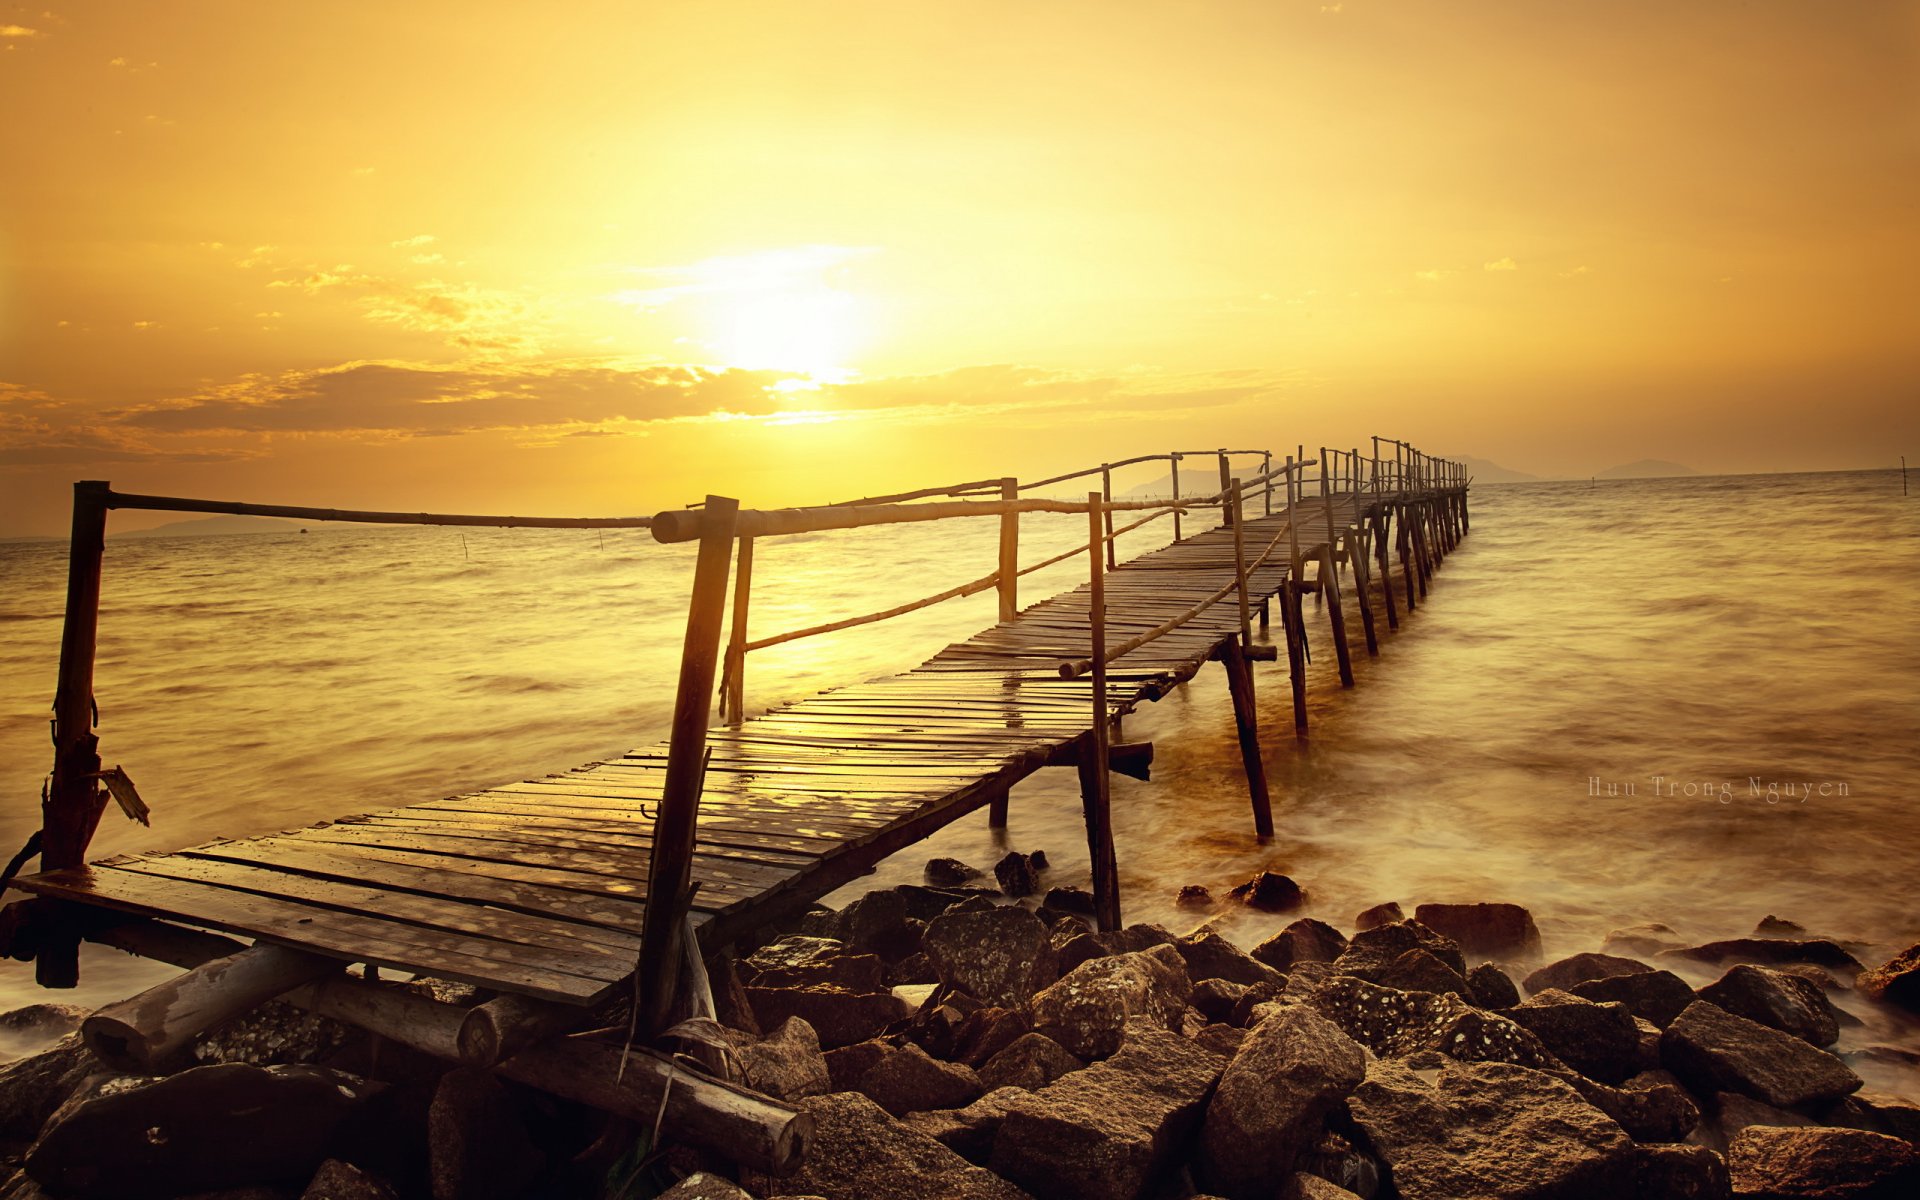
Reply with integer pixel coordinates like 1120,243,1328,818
1633,1017,1666,1073
1857,943,1920,1013
193,998,356,1068
1355,902,1404,931
1042,887,1095,917
721,1016,830,1102
1777,962,1850,992
302,1159,398,1200
1252,918,1348,972
1605,922,1685,957
1467,963,1521,1010
745,984,901,1050
1191,978,1250,1024
923,905,1059,1009
1712,1091,1815,1142
1282,1174,1363,1200
903,1087,1029,1164
1196,1006,1366,1198
1412,903,1542,959
1628,1143,1729,1199
1031,944,1192,1059
1524,951,1653,995
1699,965,1840,1047
926,858,983,887
994,852,1040,898
1727,1126,1920,1198
1660,1001,1860,1111
1192,1024,1246,1058
1756,915,1807,937
0,1004,89,1046
1571,968,1697,1028
1377,949,1472,998
950,1007,1031,1068
1308,975,1559,1068
741,936,888,992
839,890,924,962
887,952,938,986
991,1023,1224,1200
1228,871,1304,912
824,1040,891,1092
978,1033,1083,1092
1329,920,1466,982
26,1064,382,1200
0,1036,94,1141
426,1067,542,1200
1826,1090,1920,1144
858,1043,984,1116
1551,1070,1699,1144
1506,990,1642,1084
1345,1058,1633,1200
786,1092,1034,1200
1666,938,1865,973
1176,885,1213,909
1298,1131,1386,1197
1226,981,1284,1028
1281,961,1331,1000
1175,929,1286,989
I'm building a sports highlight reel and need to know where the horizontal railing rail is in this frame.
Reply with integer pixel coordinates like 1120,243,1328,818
90,487,656,529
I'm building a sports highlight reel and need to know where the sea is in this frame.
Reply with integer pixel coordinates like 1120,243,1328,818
2,469,1917,1091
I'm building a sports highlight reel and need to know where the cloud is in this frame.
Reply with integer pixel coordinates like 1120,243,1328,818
391,234,436,249
608,244,879,308
0,383,246,467
1483,257,1519,271
1414,268,1449,283
1559,265,1591,278
1,25,40,38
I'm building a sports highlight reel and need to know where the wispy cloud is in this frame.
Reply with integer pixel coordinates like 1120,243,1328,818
391,234,436,249
1483,257,1518,272
0,25,41,39
606,245,878,309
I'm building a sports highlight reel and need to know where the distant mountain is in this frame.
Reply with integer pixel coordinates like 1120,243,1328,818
1597,459,1697,480
116,514,312,539
1454,456,1540,484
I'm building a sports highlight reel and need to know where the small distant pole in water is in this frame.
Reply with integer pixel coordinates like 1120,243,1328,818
599,529,606,552
1903,455,1909,496
461,533,470,561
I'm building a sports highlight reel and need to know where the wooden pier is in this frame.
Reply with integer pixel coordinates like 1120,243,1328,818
0,438,1467,1169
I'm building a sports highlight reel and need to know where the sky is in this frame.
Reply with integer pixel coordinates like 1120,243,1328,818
2,1,1916,533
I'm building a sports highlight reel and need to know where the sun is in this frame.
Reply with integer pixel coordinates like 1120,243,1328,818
711,283,868,379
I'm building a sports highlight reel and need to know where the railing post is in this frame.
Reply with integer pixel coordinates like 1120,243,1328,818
1100,464,1116,571
1230,481,1251,647
722,536,754,725
638,495,738,1038
1217,451,1233,527
37,480,113,988
996,478,1019,623
1080,492,1120,931
1261,451,1273,515
1170,454,1183,541
1320,446,1338,552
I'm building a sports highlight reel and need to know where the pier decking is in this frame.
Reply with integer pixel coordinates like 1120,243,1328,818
6,444,1467,1020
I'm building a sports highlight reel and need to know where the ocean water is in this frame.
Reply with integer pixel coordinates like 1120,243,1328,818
2,470,1917,1092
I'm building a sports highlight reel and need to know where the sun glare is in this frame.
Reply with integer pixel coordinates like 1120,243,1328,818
711,284,867,378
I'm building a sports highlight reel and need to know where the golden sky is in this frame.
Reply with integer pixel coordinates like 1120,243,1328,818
3,1,1916,532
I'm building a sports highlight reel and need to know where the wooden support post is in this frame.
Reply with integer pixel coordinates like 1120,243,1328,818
38,480,112,988
638,495,738,1039
1283,580,1309,732
1080,493,1120,931
996,478,1019,622
1319,447,1339,583
1375,512,1400,630
1398,505,1420,605
1320,545,1355,686
988,787,1010,828
1100,465,1117,570
458,993,587,1067
1261,451,1273,514
1350,526,1379,655
81,943,342,1071
1230,482,1251,648
1217,637,1273,838
722,536,754,725
1216,451,1233,527
1170,453,1183,541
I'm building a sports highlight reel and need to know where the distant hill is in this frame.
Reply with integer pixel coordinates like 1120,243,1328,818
1597,459,1697,480
1454,456,1540,484
116,514,312,539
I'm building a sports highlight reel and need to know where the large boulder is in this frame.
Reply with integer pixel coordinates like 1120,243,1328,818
1698,965,1840,1047
1345,1058,1634,1199
1505,990,1641,1084
1665,938,1864,974
1570,969,1697,1028
903,1087,1030,1165
1549,1069,1699,1144
1727,1125,1920,1198
923,906,1060,1009
1523,952,1652,995
990,1023,1224,1200
856,1043,984,1117
26,1063,383,1199
1627,1143,1729,1199
1229,871,1304,912
304,1158,401,1200
1196,1007,1366,1199
1857,943,1920,1012
1659,1001,1860,1111
1307,975,1559,1068
1031,944,1191,1059
977,1033,1083,1092
744,983,900,1050
1376,949,1472,999
1412,903,1542,959
741,936,887,992
1251,919,1348,972
427,1067,543,1200
1329,921,1465,982
720,1016,830,1102
994,851,1042,899
786,1091,1033,1200
1354,902,1404,931
1467,964,1521,1010
0,1036,95,1142
1174,929,1285,989
837,889,924,962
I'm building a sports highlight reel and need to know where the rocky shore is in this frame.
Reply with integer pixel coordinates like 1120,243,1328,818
2,856,1919,1199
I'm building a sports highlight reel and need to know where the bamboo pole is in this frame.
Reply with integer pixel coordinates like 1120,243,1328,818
1230,481,1252,647
1217,636,1272,838
81,944,342,1070
1170,453,1183,540
99,487,653,529
1261,451,1273,514
1101,465,1117,571
1080,492,1120,931
650,494,1194,544
997,478,1019,622
1375,511,1400,630
722,537,754,725
638,495,738,1038
1217,451,1234,527
1321,543,1355,687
